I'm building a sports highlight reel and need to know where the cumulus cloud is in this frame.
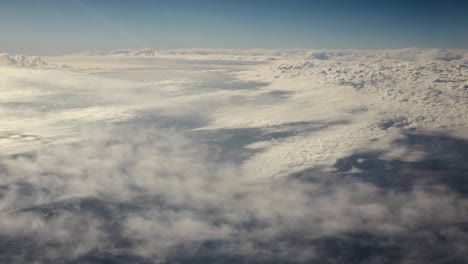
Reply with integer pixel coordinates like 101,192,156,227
0,48,468,263
0,123,467,263
394,48,467,61
0,53,50,68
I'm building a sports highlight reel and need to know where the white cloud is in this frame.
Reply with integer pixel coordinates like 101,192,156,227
0,53,50,68
0,48,467,262
1,124,467,262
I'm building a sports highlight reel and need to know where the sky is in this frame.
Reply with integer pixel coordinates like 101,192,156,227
0,0,468,54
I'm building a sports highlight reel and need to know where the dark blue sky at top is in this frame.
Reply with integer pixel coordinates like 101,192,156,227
0,0,467,54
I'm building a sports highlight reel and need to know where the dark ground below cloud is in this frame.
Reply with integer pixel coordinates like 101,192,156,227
1,113,468,263
291,133,468,264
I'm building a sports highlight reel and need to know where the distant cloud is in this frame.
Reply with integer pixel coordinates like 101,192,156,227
0,53,49,68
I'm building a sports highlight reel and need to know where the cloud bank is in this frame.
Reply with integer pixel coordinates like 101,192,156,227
0,48,467,263
0,54,50,68
1,124,468,263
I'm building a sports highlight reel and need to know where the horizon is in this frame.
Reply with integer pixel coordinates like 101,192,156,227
6,47,468,57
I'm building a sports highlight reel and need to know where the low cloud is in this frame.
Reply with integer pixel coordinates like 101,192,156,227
0,124,467,263
0,49,467,263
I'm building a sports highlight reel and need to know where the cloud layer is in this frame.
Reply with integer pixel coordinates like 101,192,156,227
0,49,467,263
1,124,468,263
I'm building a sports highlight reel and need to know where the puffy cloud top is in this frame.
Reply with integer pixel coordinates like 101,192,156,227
0,53,49,68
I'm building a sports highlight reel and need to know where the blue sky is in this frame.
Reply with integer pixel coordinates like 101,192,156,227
1,0,467,54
